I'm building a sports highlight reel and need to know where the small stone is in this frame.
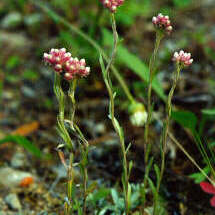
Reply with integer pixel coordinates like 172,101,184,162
1,12,22,29
5,194,21,210
0,167,34,188
11,152,26,168
94,123,106,135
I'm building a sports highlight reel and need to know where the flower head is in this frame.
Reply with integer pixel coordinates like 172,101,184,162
152,13,173,34
100,0,124,13
43,48,90,80
172,50,193,67
128,102,147,127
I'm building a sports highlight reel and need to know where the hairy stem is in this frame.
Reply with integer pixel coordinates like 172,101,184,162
54,73,73,148
154,63,181,215
54,74,75,213
143,31,163,209
68,81,88,215
68,79,77,130
104,13,129,214
144,32,163,161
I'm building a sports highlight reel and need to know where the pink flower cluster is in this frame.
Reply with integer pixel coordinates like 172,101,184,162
172,50,193,66
100,0,124,13
43,48,90,81
152,13,173,34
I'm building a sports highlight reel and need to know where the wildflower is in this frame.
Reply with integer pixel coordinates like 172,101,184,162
43,48,90,80
129,102,148,127
152,13,173,34
100,0,124,13
172,50,193,67
200,181,215,207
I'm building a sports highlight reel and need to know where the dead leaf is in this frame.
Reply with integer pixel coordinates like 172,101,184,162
12,121,39,136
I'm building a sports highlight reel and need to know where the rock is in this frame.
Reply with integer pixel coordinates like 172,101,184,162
94,123,106,135
0,167,34,188
4,193,21,210
11,152,26,168
21,86,36,98
1,12,22,29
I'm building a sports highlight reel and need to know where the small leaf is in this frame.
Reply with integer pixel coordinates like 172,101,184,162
126,142,132,154
128,160,133,177
189,166,210,184
113,117,124,140
127,183,132,210
111,188,119,205
154,164,161,186
99,54,107,79
148,177,157,198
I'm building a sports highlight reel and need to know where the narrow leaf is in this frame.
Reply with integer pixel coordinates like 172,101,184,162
0,135,43,158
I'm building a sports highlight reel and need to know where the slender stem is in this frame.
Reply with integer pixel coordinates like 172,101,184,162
81,146,88,215
104,13,129,214
143,31,163,209
153,63,181,215
160,63,181,189
33,0,135,104
67,154,75,214
54,74,75,213
68,79,77,130
54,73,73,148
68,81,88,215
144,32,163,158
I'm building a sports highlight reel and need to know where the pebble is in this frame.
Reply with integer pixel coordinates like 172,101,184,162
1,12,22,29
4,193,21,210
0,167,34,188
11,152,26,168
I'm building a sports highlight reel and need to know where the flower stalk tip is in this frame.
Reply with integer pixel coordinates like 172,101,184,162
100,0,124,13
43,48,90,80
152,13,173,34
172,50,193,67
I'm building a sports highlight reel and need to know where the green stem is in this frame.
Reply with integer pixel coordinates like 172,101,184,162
67,154,75,214
68,79,77,130
68,80,88,215
54,73,73,149
144,31,163,159
154,63,181,215
143,31,163,209
54,73,75,213
104,13,129,215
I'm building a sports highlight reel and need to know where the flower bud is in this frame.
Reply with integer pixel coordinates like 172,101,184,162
128,102,148,127
152,13,173,35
